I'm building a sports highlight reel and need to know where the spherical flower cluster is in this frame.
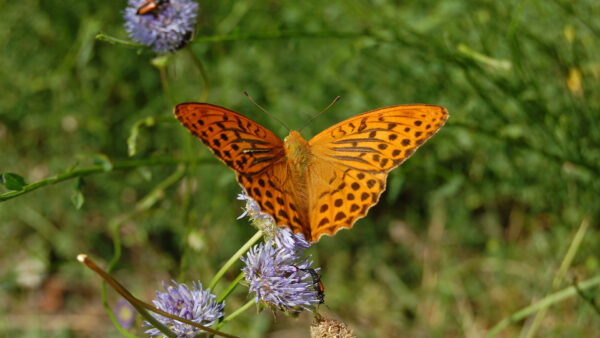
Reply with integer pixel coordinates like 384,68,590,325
238,191,322,313
123,0,199,53
241,233,321,312
145,280,224,337
114,299,135,329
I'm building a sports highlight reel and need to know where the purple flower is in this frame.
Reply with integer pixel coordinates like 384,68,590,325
123,0,198,53
241,228,321,312
274,227,310,253
145,280,224,337
237,191,322,311
114,299,135,329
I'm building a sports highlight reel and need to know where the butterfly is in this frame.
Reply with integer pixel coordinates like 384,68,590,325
174,102,448,242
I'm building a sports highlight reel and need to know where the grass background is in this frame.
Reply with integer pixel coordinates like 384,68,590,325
1,0,599,336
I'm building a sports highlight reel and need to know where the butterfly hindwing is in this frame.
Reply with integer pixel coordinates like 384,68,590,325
307,162,388,241
236,163,308,236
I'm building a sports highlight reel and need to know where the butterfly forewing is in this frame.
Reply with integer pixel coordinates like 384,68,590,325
174,103,307,234
174,103,285,175
306,104,448,241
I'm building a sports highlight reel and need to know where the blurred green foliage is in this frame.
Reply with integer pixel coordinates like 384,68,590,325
1,0,599,336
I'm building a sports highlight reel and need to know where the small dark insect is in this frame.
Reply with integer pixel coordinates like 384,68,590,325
136,0,169,15
296,267,325,304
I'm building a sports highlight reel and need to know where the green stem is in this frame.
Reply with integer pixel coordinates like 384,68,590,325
158,66,173,104
192,30,365,44
0,157,213,202
485,274,600,337
217,272,245,303
208,230,263,290
178,143,197,280
186,47,210,101
95,32,143,48
99,166,186,336
96,30,366,52
214,299,255,330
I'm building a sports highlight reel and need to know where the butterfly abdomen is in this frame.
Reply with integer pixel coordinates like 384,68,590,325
282,130,312,232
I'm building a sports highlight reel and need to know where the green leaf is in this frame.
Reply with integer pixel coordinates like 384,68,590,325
1,173,27,191
90,153,113,171
128,116,156,157
71,177,85,209
71,190,85,209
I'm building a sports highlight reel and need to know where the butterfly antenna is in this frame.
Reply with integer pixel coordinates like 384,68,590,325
298,96,341,132
243,91,291,132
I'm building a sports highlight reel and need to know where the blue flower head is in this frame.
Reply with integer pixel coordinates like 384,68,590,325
114,299,135,329
123,0,199,53
145,280,224,337
241,227,322,313
238,191,322,312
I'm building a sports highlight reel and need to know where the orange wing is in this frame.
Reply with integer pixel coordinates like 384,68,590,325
306,104,448,241
174,103,305,233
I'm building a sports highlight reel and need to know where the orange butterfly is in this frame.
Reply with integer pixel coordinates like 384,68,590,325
174,103,448,242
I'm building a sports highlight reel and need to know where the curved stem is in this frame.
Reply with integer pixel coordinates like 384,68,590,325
186,48,209,101
100,166,187,336
208,230,263,290
0,157,213,202
192,30,365,44
158,65,174,104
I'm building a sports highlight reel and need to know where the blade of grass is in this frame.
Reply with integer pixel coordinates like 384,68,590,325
486,274,600,337
522,217,590,337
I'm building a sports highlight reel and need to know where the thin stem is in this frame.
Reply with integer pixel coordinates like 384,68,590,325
100,166,186,335
96,30,366,52
213,299,255,330
95,32,143,48
485,274,600,337
192,30,366,44
217,272,245,303
159,66,172,103
0,157,214,202
186,47,210,101
208,230,263,290
178,152,196,280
